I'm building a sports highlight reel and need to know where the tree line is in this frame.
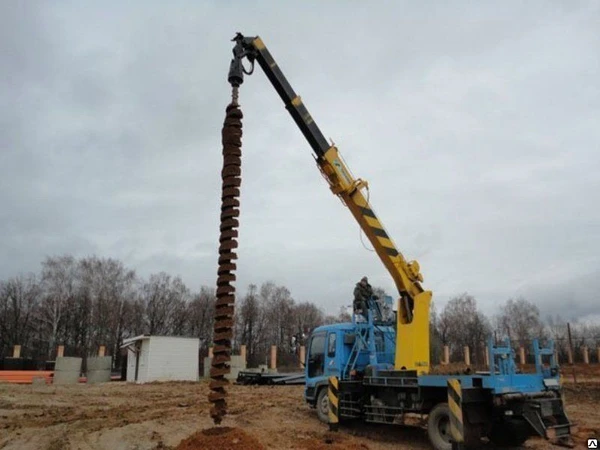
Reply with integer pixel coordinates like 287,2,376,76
429,293,600,365
1,254,598,369
0,254,341,369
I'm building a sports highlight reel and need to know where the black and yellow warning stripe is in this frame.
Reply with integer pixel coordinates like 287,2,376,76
359,206,400,257
328,376,339,430
447,379,464,443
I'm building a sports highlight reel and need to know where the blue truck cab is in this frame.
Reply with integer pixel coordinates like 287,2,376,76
304,321,395,411
303,298,574,450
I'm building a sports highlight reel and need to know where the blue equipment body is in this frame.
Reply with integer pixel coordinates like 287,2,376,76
304,296,573,449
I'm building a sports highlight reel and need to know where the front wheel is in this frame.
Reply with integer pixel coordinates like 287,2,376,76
427,403,452,450
316,387,329,424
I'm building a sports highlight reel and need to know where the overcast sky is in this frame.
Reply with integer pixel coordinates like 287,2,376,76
2,1,599,322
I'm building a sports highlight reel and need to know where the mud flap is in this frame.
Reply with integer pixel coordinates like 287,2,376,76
328,376,340,431
448,379,488,449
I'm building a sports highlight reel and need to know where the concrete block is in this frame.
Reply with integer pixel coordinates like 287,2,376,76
87,356,112,371
230,355,247,369
86,356,112,384
53,357,82,385
53,370,81,385
55,356,83,372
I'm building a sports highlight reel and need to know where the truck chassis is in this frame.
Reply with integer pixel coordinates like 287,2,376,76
305,320,574,450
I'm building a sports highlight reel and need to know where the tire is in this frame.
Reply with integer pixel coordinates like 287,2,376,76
427,403,452,450
488,419,530,447
316,387,329,424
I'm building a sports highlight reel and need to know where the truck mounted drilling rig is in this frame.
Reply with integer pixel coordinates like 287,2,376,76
212,32,575,450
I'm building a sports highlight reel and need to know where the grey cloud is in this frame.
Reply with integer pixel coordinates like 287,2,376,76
1,1,599,319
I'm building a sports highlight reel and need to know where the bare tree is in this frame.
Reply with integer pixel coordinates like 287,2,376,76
235,284,263,364
293,301,326,343
429,300,443,364
187,286,215,356
77,257,136,361
141,272,190,336
38,255,78,358
497,297,545,349
438,293,491,364
436,302,452,346
0,274,42,357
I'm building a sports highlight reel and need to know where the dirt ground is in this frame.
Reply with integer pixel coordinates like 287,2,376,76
0,365,598,450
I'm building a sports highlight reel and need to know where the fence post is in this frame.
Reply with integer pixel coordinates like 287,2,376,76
463,346,470,366
443,345,450,365
12,345,21,358
299,345,306,368
270,345,277,370
567,322,577,384
98,345,106,357
240,345,247,364
519,347,526,365
583,346,589,364
483,343,489,368
57,345,64,358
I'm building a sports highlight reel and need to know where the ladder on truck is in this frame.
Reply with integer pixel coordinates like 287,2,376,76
343,297,391,380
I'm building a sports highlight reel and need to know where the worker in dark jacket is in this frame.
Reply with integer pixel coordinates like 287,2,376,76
353,276,373,318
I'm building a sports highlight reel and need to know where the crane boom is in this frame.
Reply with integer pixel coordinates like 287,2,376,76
228,33,432,373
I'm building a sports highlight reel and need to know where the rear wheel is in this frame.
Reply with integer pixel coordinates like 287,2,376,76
427,403,452,450
316,387,329,424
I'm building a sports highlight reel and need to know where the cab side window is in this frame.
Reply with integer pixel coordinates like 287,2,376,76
327,332,337,357
308,333,326,378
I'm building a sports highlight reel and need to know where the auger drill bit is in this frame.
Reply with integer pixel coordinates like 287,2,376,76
209,86,243,425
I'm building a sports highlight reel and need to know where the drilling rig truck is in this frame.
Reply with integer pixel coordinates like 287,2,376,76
225,32,575,450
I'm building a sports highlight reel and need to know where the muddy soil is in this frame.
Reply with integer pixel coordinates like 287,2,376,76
0,366,597,450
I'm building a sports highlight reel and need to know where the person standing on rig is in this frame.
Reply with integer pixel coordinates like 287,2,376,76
353,276,373,319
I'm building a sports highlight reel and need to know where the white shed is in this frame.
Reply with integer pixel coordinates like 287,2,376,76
121,335,199,383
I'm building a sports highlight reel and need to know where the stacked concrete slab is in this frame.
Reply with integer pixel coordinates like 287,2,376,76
53,357,82,385
86,356,112,383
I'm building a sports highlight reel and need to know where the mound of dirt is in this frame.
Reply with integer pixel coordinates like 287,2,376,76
174,427,265,450
298,431,370,450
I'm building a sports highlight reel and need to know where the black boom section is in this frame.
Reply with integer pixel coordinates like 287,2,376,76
252,42,330,158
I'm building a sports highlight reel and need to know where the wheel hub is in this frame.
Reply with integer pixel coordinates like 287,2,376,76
438,416,450,442
320,393,328,415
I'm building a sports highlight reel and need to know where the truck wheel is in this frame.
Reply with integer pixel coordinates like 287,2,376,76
427,403,452,450
316,387,329,424
488,419,529,447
